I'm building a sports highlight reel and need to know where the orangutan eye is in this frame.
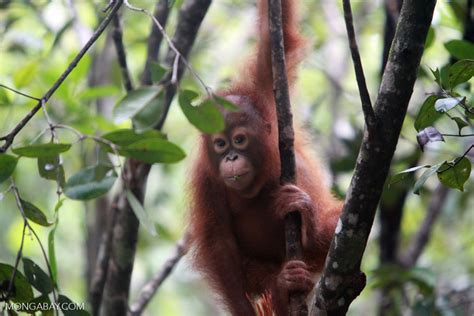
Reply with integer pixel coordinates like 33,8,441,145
233,134,248,149
215,139,226,147
213,138,228,154
234,135,246,144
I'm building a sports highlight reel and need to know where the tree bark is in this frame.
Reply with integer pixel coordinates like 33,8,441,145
99,1,212,315
314,1,437,314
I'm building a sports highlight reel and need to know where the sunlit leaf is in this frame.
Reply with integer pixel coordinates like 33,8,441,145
121,139,186,164
388,165,430,186
444,40,474,60
434,97,462,113
126,190,157,236
20,199,52,226
413,163,443,195
0,263,34,303
12,143,71,158
179,89,225,134
64,165,117,200
437,157,471,191
22,258,54,294
448,59,474,88
414,95,442,131
0,153,18,183
416,127,444,151
113,86,162,123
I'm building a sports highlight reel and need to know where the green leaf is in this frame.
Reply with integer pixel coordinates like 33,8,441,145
113,87,162,124
0,263,34,303
434,97,462,112
448,59,474,88
414,95,442,131
48,225,58,284
0,153,18,183
179,90,225,134
12,143,71,158
150,62,168,83
437,157,471,191
126,190,157,236
23,295,54,315
413,163,443,195
429,68,441,87
102,129,165,148
466,107,474,120
214,95,239,111
132,87,166,132
20,199,52,226
37,155,65,187
58,295,90,316
444,40,474,60
64,165,117,200
22,258,54,294
451,117,469,132
388,165,430,187
121,139,186,164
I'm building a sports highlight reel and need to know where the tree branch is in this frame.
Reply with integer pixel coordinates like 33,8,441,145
314,0,436,314
0,0,123,153
128,234,190,316
98,1,212,315
342,0,377,132
112,13,134,91
141,0,170,85
267,0,306,315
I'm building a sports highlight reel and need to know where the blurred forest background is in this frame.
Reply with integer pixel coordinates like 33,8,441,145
0,0,472,315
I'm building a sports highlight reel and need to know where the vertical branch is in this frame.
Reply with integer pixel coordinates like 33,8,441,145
99,1,212,315
141,0,170,85
315,0,437,314
267,0,306,315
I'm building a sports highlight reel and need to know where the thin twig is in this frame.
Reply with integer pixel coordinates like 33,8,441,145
342,0,377,132
129,234,190,316
6,221,27,300
0,0,123,153
112,14,134,91
10,181,59,313
123,0,213,97
0,84,41,101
